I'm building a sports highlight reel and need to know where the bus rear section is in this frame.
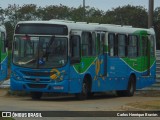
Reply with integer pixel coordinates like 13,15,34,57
107,28,156,96
0,25,8,81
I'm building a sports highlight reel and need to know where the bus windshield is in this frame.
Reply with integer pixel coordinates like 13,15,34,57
13,36,68,68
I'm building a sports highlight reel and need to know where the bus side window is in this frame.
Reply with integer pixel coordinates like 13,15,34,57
96,33,100,55
70,35,81,64
108,33,115,56
128,35,138,58
82,32,92,56
96,32,105,55
149,35,155,57
92,32,96,56
142,36,148,56
101,33,105,54
117,34,127,57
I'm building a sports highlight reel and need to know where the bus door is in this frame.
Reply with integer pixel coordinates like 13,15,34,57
141,35,150,76
70,30,81,92
0,32,7,80
96,32,107,77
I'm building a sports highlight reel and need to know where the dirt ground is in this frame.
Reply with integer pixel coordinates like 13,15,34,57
0,89,160,111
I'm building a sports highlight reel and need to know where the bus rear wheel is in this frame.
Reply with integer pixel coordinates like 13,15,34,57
116,75,136,97
30,92,43,100
126,75,136,96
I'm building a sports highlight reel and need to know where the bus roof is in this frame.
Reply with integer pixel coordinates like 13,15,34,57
16,20,155,35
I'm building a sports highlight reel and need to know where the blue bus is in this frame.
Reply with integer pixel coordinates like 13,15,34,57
11,20,156,99
0,24,8,82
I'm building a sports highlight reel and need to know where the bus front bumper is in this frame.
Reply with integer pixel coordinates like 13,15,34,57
10,77,69,93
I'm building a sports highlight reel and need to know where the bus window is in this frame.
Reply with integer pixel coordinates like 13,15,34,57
97,32,105,55
92,32,96,56
70,35,81,64
82,32,92,56
117,34,126,57
108,33,115,56
128,35,138,58
1,32,6,53
150,35,155,57
101,33,105,54
142,36,148,56
97,33,100,55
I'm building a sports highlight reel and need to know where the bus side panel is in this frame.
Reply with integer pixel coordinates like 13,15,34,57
136,62,156,89
107,55,156,91
107,56,129,91
0,55,8,81
68,66,83,93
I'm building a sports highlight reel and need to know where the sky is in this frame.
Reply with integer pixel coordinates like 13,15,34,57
0,0,160,11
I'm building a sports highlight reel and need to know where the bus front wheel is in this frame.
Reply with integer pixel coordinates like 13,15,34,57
30,92,43,100
76,78,89,100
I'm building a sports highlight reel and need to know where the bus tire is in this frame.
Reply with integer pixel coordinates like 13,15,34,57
126,75,136,96
31,92,43,100
116,90,126,97
76,78,89,100
116,75,136,97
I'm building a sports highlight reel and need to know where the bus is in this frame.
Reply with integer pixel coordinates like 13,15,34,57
10,20,156,100
0,24,8,82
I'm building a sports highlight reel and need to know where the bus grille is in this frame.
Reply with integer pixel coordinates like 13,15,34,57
25,78,50,82
27,84,47,88
21,71,56,77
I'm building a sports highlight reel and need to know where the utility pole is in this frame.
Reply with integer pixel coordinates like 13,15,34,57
83,0,85,21
148,0,154,28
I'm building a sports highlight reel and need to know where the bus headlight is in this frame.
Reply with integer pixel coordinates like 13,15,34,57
11,71,23,81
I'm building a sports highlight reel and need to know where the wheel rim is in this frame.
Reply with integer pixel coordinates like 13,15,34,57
130,81,134,93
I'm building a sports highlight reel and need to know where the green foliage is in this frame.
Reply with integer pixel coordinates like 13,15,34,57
70,6,84,21
4,4,20,26
4,22,14,50
103,5,148,27
154,7,160,49
17,4,38,20
37,4,71,20
1,4,160,50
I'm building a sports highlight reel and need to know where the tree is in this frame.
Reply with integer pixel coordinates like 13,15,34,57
154,7,160,49
4,22,14,50
85,7,104,23
102,5,148,28
37,4,70,20
17,4,38,21
4,4,20,26
69,6,84,21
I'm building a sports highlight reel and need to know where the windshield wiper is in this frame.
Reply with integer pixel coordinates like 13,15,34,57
44,35,55,60
25,34,33,49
